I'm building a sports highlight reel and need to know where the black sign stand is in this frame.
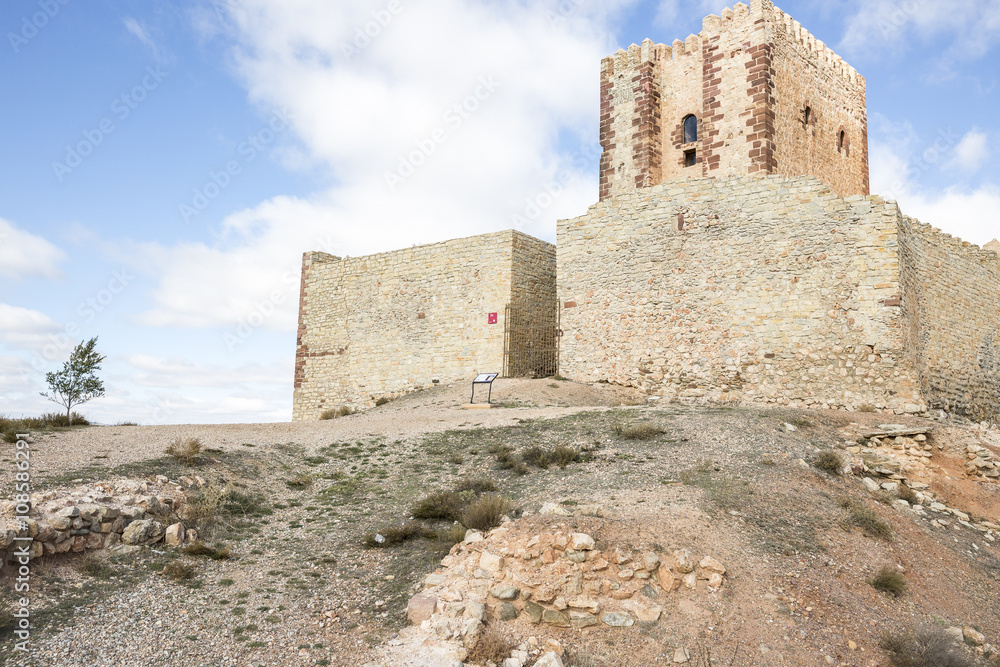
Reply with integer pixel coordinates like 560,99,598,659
471,373,498,404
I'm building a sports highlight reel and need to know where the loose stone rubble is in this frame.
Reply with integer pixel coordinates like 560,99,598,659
377,520,727,666
0,476,202,565
842,426,999,543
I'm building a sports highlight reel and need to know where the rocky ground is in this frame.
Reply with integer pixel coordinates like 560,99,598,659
1,379,999,667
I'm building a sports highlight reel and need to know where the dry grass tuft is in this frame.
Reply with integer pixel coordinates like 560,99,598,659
320,406,354,420
363,520,436,548
462,493,513,532
374,397,390,407
454,477,497,495
162,560,197,581
858,403,878,413
466,627,516,665
813,450,843,474
166,437,203,467
285,473,313,489
78,554,117,579
183,541,232,560
615,422,665,441
840,498,893,540
870,565,908,597
880,627,971,667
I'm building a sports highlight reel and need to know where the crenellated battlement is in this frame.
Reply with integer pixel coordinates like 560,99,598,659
769,4,862,84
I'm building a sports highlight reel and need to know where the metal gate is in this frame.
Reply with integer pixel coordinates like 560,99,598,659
503,298,560,378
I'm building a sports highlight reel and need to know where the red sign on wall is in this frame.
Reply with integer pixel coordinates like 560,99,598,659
488,313,498,324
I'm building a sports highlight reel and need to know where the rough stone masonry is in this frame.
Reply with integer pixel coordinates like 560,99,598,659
294,0,1000,422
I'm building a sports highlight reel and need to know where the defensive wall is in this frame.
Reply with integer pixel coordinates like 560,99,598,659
292,230,555,421
558,175,1000,420
899,219,1000,421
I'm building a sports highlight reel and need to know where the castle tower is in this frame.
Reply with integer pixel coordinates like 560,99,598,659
599,0,869,200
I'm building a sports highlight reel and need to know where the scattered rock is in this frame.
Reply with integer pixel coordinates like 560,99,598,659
534,653,564,667
407,595,437,624
601,612,635,628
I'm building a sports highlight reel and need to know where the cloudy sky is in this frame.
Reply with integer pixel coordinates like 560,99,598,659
1,0,998,425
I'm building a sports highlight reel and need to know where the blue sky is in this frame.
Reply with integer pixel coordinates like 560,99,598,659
1,0,998,424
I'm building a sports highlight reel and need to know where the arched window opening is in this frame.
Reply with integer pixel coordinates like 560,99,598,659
804,106,812,126
838,130,847,152
683,115,697,144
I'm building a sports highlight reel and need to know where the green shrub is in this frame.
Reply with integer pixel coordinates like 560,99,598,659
522,446,550,468
462,493,513,531
880,627,971,667
412,491,465,522
813,450,843,474
550,445,580,467
320,406,354,420
166,437,203,467
870,565,907,597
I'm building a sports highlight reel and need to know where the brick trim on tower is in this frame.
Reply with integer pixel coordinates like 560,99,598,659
598,59,617,201
293,253,311,390
700,34,725,174
745,42,777,174
631,62,662,189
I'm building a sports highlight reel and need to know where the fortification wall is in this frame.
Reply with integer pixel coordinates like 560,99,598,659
766,3,869,196
293,231,523,421
899,219,1000,421
558,176,924,412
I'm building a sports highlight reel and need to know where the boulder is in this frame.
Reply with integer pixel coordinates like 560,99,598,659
407,595,437,624
164,523,186,547
569,533,595,551
121,520,164,546
534,653,564,667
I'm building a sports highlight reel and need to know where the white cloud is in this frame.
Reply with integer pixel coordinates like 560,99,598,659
0,303,62,351
125,354,288,388
0,218,65,280
840,0,1000,67
871,140,1000,247
135,0,632,330
945,129,990,173
123,17,161,57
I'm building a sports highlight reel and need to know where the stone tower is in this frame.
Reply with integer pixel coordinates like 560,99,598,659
599,0,869,200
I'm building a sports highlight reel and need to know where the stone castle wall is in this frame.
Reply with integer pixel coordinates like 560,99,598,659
599,0,868,201
292,230,555,421
899,219,1000,421
558,176,925,412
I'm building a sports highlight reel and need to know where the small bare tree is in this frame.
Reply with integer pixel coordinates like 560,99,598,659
40,337,106,424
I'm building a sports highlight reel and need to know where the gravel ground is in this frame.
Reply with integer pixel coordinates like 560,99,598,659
2,381,998,667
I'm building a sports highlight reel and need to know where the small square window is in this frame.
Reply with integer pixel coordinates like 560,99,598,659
684,150,697,167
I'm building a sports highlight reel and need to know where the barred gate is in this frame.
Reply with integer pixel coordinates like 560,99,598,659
503,298,560,378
